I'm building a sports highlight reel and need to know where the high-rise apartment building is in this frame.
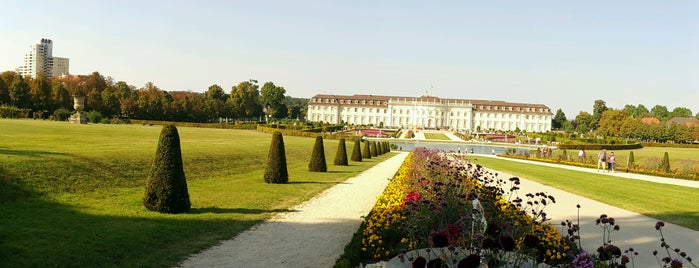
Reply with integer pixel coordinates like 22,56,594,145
16,38,70,79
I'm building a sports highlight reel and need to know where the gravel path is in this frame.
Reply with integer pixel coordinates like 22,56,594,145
177,152,409,268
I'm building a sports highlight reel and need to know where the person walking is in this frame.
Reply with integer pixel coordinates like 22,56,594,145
608,152,616,173
597,149,607,172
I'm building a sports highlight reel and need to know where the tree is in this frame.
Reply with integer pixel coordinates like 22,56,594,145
9,75,31,108
50,82,71,111
597,110,631,136
143,125,191,214
260,81,287,118
660,152,670,173
229,80,262,118
591,100,608,130
574,111,593,133
362,140,372,159
204,84,228,120
308,136,327,172
635,104,650,118
351,139,362,162
264,131,289,183
334,138,348,166
670,107,693,119
552,108,567,130
28,74,52,112
651,105,670,121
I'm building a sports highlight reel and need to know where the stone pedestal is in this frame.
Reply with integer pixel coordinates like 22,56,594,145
69,95,88,124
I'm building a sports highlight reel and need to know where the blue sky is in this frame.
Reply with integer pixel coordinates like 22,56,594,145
1,0,697,117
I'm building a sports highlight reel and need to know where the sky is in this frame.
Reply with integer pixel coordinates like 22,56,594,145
1,0,697,117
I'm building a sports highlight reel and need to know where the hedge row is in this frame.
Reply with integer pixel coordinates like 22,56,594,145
557,143,643,150
131,120,258,130
257,125,355,140
641,142,699,149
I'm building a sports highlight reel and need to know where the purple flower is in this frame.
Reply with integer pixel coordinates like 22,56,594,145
571,252,594,268
655,221,665,230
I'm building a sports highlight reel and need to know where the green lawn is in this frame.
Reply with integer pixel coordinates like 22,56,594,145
423,133,450,140
0,119,392,267
557,147,699,172
473,157,699,231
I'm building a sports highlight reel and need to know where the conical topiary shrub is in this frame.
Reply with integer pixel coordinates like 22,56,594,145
628,151,635,167
144,124,191,214
370,141,378,157
385,142,391,152
351,139,362,162
377,141,384,155
309,136,327,172
660,151,670,173
264,131,288,184
362,140,371,159
334,138,348,166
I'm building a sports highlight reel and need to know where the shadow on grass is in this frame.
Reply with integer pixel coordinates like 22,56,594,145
0,148,68,157
286,181,346,184
326,170,352,174
188,207,297,214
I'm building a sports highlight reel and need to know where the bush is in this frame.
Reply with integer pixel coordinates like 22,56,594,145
376,141,384,155
370,141,378,157
52,108,71,121
351,139,362,162
264,131,289,183
362,141,372,159
85,110,103,124
558,143,643,150
143,125,191,214
628,151,635,167
309,136,327,172
334,138,348,166
660,152,671,173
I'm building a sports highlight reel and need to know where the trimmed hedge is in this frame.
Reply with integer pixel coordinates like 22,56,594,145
264,131,289,183
558,143,643,150
334,138,349,166
362,141,372,159
309,136,328,172
641,142,699,149
143,125,191,214
258,125,355,140
351,139,363,162
132,119,258,130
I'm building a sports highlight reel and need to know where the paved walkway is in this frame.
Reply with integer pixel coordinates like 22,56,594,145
477,154,699,266
177,153,410,268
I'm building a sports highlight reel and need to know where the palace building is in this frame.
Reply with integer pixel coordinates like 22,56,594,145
306,94,552,132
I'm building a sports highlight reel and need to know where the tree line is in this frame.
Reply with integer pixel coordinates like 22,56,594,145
551,100,699,143
0,71,308,122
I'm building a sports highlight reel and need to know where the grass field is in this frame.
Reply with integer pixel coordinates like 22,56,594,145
473,157,699,231
557,147,699,172
0,119,393,267
423,133,450,140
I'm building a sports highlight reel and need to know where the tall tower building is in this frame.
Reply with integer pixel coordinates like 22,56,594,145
16,38,69,79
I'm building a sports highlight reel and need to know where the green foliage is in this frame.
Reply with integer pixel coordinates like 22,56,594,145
309,136,328,172
362,141,372,159
376,141,384,155
85,110,103,123
370,141,378,157
334,138,348,166
351,139,362,162
628,151,635,167
558,143,643,150
660,151,671,173
264,131,289,183
51,108,72,121
552,108,566,129
143,125,191,214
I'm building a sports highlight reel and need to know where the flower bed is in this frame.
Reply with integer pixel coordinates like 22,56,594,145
335,148,697,268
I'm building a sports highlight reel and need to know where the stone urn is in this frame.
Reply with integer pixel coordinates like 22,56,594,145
73,95,86,112
69,95,88,124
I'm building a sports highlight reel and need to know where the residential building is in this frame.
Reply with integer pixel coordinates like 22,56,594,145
307,94,553,132
16,38,70,79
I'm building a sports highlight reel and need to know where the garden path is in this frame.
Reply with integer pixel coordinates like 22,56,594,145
177,152,410,268
479,155,699,267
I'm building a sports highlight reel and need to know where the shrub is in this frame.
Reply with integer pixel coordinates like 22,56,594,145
370,141,378,157
334,138,348,166
628,151,635,167
362,141,372,159
143,125,191,214
376,141,384,155
264,131,289,183
660,152,671,173
309,136,327,172
52,108,71,121
351,139,362,162
85,110,103,124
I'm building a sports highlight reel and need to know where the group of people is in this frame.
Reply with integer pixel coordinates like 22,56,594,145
596,149,616,173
